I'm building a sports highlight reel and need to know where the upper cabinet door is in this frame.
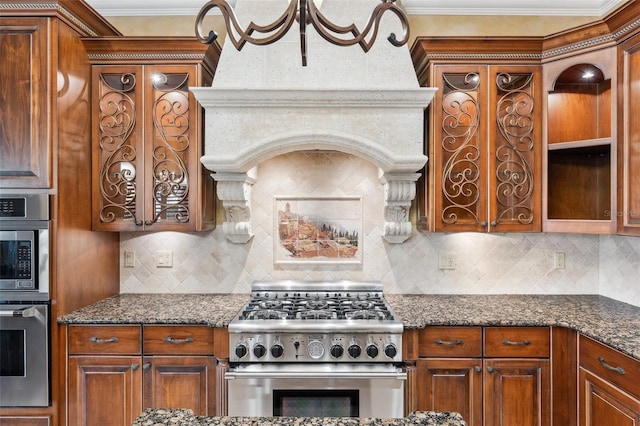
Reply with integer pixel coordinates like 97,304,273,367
431,65,489,232
0,18,51,189
426,63,541,233
618,33,640,236
92,65,145,231
488,66,542,233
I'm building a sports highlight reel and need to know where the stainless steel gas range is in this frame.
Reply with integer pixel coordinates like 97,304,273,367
226,281,406,418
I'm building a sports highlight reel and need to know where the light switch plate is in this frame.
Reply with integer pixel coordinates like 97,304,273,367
124,250,135,267
553,252,565,269
156,251,173,268
438,253,456,270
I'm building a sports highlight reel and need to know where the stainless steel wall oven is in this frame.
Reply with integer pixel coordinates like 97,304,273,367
0,193,51,407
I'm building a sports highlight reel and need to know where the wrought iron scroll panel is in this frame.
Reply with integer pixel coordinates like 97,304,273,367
150,72,191,225
97,72,139,225
440,72,482,226
493,72,535,226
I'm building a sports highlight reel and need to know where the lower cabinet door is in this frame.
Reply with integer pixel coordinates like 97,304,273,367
68,356,143,426
483,359,550,426
143,356,216,416
579,368,640,426
417,358,483,426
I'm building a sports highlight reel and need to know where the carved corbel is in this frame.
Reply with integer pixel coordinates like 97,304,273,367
213,171,257,243
379,172,420,243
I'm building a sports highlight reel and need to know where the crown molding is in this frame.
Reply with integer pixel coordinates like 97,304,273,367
84,0,627,17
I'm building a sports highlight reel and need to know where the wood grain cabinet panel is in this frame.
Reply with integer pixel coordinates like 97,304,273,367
0,17,50,189
579,368,640,426
483,358,550,426
618,31,640,235
68,325,142,355
143,356,216,416
68,356,143,426
415,326,551,426
143,325,214,355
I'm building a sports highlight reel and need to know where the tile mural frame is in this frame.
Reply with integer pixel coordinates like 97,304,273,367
274,196,363,266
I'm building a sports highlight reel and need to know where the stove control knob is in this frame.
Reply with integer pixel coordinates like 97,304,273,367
366,343,379,358
253,344,267,358
384,343,398,359
330,344,344,359
348,344,362,359
235,343,248,359
271,344,284,358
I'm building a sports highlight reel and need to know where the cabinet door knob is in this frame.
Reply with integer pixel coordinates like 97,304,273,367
475,366,482,373
486,366,494,373
490,220,498,227
480,221,487,227
131,363,139,371
143,362,151,370
135,220,143,226
144,220,152,226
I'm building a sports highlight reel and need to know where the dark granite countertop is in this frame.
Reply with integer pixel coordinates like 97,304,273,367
132,409,467,426
57,293,249,327
58,293,640,361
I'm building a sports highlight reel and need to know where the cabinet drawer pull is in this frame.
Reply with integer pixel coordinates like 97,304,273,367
502,339,531,346
164,336,195,344
598,357,626,375
89,336,120,344
434,339,464,346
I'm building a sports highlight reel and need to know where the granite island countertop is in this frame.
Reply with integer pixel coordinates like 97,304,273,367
58,293,640,361
132,409,467,426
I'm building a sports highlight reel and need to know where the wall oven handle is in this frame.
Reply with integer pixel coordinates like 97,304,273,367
0,306,42,319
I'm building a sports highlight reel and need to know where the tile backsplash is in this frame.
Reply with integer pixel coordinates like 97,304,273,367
120,152,640,308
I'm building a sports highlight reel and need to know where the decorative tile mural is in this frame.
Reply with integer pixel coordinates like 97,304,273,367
119,151,640,308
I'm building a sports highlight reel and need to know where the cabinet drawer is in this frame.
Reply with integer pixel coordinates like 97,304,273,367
143,325,214,355
484,327,549,358
69,325,141,355
579,335,640,399
419,327,482,357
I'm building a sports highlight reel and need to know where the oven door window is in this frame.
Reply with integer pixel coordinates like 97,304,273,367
273,390,359,417
0,330,25,376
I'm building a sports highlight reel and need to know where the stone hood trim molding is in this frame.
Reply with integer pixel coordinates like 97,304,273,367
192,0,436,245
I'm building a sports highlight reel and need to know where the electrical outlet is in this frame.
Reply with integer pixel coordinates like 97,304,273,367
553,252,566,269
124,251,135,267
438,253,456,270
156,251,173,268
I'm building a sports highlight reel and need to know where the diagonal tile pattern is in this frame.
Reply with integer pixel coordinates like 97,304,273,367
120,152,639,307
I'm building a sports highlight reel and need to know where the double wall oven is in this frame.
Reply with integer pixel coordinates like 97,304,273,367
0,194,51,407
226,281,406,418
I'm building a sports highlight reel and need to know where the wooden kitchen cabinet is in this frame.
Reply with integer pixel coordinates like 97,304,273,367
142,325,216,416
0,17,50,188
68,325,143,426
416,326,550,426
85,38,220,232
543,47,617,234
578,335,640,426
412,38,542,233
617,31,640,236
66,324,217,425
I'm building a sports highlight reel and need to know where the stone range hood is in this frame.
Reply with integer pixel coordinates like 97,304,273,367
191,0,436,244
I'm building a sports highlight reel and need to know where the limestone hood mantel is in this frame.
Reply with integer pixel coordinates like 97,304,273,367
192,0,437,244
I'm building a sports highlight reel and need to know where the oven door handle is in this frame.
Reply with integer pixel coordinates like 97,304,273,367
226,369,407,380
0,306,43,319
